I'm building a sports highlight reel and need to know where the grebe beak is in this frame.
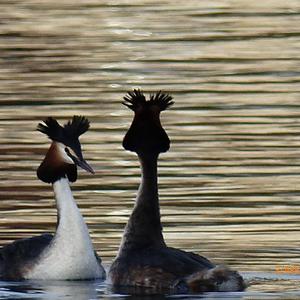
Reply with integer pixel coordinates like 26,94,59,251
65,147,95,174
76,159,95,174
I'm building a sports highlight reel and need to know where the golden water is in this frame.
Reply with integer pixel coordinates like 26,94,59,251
0,0,300,298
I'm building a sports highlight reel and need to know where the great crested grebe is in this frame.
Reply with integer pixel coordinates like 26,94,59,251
109,90,245,293
0,116,105,281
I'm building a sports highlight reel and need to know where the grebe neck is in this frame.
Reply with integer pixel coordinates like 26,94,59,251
118,153,166,254
25,177,102,280
53,178,85,231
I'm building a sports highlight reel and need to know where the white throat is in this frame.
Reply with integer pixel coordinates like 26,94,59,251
26,178,104,280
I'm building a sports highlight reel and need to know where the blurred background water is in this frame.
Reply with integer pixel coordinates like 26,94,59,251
1,0,300,299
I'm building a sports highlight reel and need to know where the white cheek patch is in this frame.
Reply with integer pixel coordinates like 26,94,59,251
68,147,78,160
57,143,74,164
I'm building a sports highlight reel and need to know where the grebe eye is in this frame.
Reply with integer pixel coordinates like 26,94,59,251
65,147,74,159
65,147,78,161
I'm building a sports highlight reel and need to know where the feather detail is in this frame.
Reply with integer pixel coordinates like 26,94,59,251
37,116,90,142
64,115,90,138
149,91,174,110
183,265,245,292
123,89,173,112
37,117,64,141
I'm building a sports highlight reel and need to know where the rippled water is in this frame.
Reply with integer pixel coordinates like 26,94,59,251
1,0,300,299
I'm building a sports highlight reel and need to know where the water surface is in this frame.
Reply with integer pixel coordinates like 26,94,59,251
1,0,300,298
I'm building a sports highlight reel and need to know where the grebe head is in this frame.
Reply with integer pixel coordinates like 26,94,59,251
122,89,174,155
37,115,94,184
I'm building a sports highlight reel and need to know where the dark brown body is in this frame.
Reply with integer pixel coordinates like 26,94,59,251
109,246,218,293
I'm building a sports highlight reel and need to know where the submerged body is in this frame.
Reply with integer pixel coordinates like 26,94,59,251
109,90,244,293
0,116,105,280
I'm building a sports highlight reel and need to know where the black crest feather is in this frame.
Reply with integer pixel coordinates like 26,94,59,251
123,89,173,112
37,117,63,141
37,115,90,145
64,115,90,138
149,91,174,110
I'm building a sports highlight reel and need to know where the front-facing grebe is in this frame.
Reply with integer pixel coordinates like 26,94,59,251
0,116,105,280
109,90,245,293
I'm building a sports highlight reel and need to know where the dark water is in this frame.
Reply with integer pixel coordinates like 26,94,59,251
1,0,300,299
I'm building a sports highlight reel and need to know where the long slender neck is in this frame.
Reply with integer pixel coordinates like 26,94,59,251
119,153,166,254
27,177,103,279
52,178,89,238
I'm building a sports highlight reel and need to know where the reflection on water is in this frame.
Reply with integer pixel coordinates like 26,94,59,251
1,0,300,298
0,280,103,299
1,274,300,300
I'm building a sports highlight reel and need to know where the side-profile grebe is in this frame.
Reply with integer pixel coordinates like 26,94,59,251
109,90,245,293
0,116,105,280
